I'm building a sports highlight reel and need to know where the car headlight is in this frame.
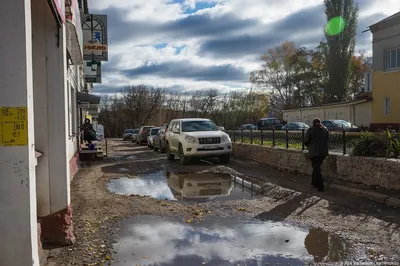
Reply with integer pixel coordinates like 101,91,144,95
185,135,197,143
221,134,230,142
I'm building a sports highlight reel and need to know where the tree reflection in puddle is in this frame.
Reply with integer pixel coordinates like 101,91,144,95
111,216,348,265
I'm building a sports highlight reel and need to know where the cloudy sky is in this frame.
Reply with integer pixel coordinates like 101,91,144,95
87,0,399,94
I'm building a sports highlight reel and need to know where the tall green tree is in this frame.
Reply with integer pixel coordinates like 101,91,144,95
324,0,359,102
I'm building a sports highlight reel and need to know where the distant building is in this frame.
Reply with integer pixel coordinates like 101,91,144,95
369,11,400,130
282,96,372,128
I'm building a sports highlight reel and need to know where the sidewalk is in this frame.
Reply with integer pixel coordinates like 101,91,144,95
230,158,400,209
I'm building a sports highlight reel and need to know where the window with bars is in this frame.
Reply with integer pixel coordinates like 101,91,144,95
68,83,78,136
384,48,400,71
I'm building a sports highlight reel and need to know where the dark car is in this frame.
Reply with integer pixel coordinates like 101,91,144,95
257,118,282,130
153,124,169,153
137,126,156,144
282,122,310,131
239,124,257,130
322,120,361,132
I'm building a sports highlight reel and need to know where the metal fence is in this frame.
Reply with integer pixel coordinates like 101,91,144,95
225,129,361,155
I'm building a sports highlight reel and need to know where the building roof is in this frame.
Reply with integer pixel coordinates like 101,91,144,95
282,98,371,112
77,92,101,104
369,11,400,31
171,118,211,122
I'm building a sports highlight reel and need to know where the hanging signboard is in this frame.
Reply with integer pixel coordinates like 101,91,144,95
79,101,90,109
83,61,102,83
81,14,108,61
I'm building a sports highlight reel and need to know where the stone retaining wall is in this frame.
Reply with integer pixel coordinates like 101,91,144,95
232,143,400,190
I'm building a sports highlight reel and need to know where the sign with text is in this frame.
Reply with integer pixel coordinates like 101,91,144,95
0,107,28,146
83,61,102,83
81,14,108,61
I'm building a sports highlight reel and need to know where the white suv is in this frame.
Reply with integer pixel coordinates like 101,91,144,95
165,118,232,165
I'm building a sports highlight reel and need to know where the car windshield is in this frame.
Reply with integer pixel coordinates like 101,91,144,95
151,128,159,135
182,120,218,132
124,129,134,133
332,120,351,127
262,119,280,125
294,123,309,127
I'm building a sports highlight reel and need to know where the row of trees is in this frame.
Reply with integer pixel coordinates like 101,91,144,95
98,86,269,137
250,0,370,112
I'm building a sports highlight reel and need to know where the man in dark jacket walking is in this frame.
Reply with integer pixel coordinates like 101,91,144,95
304,118,329,192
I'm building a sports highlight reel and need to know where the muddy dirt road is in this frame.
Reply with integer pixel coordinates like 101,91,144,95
42,139,400,266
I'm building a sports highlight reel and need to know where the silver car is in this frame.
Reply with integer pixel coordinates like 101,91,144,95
147,127,160,148
131,129,139,142
153,124,168,153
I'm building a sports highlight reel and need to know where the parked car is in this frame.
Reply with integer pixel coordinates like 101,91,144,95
137,126,156,144
165,118,232,165
122,129,135,140
153,124,169,153
147,127,160,148
257,117,282,130
131,128,139,142
239,124,257,130
282,122,310,131
322,120,361,132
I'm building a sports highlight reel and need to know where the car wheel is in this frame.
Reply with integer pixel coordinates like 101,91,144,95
154,145,159,152
179,144,190,165
219,154,230,164
166,142,175,161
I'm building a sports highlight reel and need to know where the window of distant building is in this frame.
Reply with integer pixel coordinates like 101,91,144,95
385,48,400,71
384,97,391,115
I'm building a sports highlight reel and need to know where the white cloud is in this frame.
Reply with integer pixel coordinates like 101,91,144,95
87,0,400,94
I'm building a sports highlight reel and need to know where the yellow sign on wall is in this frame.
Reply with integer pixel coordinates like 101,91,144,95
0,107,28,146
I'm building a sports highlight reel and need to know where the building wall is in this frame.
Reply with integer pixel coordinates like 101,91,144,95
354,101,372,127
371,16,400,124
372,18,400,71
0,0,40,264
372,70,400,123
283,102,372,127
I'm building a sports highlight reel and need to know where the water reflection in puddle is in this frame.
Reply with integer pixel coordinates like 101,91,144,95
111,216,348,265
107,171,255,202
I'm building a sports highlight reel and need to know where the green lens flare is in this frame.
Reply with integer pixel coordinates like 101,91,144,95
325,16,346,36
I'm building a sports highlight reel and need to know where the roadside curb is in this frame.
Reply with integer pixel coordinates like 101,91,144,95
329,183,400,208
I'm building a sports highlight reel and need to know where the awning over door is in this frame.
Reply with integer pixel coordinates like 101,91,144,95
77,92,100,104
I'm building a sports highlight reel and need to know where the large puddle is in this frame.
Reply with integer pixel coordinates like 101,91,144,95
111,215,348,265
107,171,256,202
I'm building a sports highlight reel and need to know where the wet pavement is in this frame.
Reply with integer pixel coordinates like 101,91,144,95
111,215,348,265
107,171,256,202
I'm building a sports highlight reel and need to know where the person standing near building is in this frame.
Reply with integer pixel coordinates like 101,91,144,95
81,118,97,145
303,118,329,192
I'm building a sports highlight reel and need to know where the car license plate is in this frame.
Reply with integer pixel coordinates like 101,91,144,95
203,145,218,150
